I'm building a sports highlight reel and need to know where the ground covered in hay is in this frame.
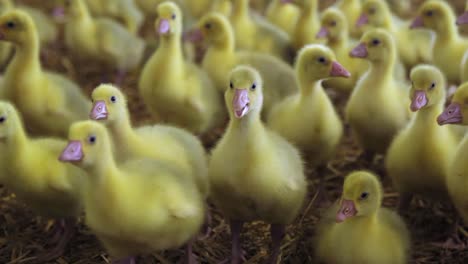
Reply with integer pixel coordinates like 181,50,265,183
1,0,468,263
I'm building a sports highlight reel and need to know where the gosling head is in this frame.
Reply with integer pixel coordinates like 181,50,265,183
409,64,446,112
225,65,263,119
350,28,395,63
191,12,231,46
0,10,36,44
356,0,391,28
336,171,383,223
59,121,112,169
0,101,21,140
316,8,347,41
437,83,468,126
156,1,183,38
90,84,128,125
410,0,454,32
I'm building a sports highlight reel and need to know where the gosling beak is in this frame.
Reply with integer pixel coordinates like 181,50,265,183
456,12,468,25
52,6,65,20
59,141,84,162
336,199,357,223
90,100,108,120
158,19,170,35
330,61,351,78
233,89,250,118
410,16,424,29
316,27,329,39
183,28,203,42
437,103,463,125
350,43,368,58
410,90,428,112
355,14,369,27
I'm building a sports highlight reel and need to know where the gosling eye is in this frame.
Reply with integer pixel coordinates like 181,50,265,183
369,7,376,14
330,20,336,26
372,39,380,45
205,23,211,29
429,82,436,90
88,135,97,144
318,56,326,63
251,83,256,90
171,14,176,20
110,96,117,103
0,116,5,123
6,21,15,29
426,10,433,17
229,81,233,89
360,192,369,199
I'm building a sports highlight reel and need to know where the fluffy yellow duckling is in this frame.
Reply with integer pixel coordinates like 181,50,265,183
356,0,433,70
334,0,362,37
265,0,300,37
90,84,209,197
346,28,410,158
209,66,307,264
411,0,468,84
139,2,223,134
317,8,368,93
284,0,320,50
0,10,91,137
190,12,298,118
64,0,145,84
1,0,58,44
0,101,84,260
60,120,204,264
438,82,468,224
267,44,349,171
84,0,144,34
229,0,293,61
316,171,410,264
386,65,459,212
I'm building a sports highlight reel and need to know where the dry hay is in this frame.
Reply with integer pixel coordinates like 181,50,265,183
0,0,467,263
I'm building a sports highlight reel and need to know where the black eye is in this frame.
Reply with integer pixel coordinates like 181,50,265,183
88,135,96,144
369,7,376,14
372,39,380,45
426,10,433,17
360,192,369,199
330,20,336,26
6,21,14,28
251,83,256,90
171,14,176,20
205,23,211,29
110,96,116,103
0,116,5,123
429,82,436,90
318,57,326,63
229,81,233,89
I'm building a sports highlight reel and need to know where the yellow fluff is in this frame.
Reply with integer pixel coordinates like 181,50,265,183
386,65,458,211
90,84,209,197
334,0,362,38
265,0,300,37
60,120,205,262
345,28,410,156
267,44,348,168
316,171,410,264
287,0,321,50
139,2,223,134
209,65,306,264
0,10,91,137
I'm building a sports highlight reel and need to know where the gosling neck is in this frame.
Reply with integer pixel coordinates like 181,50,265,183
5,121,29,160
298,76,323,98
6,29,41,78
107,111,140,148
301,0,319,18
86,145,120,182
327,31,347,50
368,52,395,77
414,95,446,123
433,17,458,43
232,0,249,18
229,110,263,132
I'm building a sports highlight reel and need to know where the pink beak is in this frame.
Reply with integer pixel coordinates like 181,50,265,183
355,14,369,27
183,28,203,42
59,141,84,162
90,100,108,120
336,199,357,223
316,27,329,39
350,42,368,58
330,61,351,78
410,16,424,29
232,89,250,118
410,90,428,112
437,103,463,125
456,12,468,25
158,19,170,34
